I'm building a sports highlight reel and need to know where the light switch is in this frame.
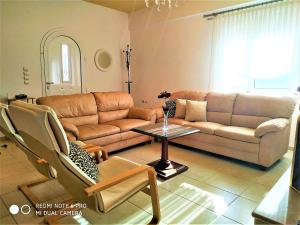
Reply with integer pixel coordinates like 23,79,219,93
23,66,29,85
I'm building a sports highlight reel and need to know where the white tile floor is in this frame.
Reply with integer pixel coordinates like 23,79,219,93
0,138,293,225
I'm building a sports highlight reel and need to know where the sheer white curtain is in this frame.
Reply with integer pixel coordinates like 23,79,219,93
209,0,300,93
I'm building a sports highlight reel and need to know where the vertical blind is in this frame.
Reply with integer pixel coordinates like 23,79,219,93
209,0,300,93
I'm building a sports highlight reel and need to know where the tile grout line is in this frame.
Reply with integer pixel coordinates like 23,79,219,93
0,195,18,225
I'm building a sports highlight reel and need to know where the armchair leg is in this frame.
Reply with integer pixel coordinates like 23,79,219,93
18,177,50,211
18,177,72,216
44,203,79,225
147,168,161,224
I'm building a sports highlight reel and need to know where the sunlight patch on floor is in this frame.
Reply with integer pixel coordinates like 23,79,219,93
72,214,89,225
176,205,206,224
178,182,228,214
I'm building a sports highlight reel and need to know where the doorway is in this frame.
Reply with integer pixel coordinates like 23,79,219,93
41,29,82,96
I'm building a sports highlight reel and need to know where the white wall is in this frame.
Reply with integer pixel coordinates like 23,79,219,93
0,0,130,99
129,9,213,107
128,1,250,107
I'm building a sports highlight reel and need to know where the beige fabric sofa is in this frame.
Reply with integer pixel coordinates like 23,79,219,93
37,92,156,153
157,91,296,168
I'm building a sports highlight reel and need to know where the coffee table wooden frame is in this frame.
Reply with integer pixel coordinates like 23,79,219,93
132,123,199,179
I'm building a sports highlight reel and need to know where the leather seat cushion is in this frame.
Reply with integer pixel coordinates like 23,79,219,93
186,122,225,135
77,124,120,141
104,119,151,132
158,117,188,126
215,126,260,144
98,156,149,212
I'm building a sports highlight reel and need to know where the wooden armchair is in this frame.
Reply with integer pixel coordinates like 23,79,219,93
8,101,161,224
1,102,106,214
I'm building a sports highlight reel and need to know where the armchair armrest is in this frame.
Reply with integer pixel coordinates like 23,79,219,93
84,145,108,161
60,121,79,138
84,165,152,197
36,159,48,164
128,107,156,122
255,118,289,137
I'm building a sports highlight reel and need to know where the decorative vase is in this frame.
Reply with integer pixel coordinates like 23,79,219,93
162,105,169,132
158,91,171,133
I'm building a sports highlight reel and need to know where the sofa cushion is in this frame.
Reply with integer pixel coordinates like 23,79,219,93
37,93,97,118
186,122,225,135
165,100,176,118
85,133,122,146
175,99,187,119
128,107,156,122
185,100,207,122
171,91,207,101
206,92,237,126
231,115,271,129
60,120,79,137
158,117,188,125
93,92,134,112
65,131,76,141
232,94,296,128
77,124,120,141
98,110,129,124
215,126,260,144
104,119,151,132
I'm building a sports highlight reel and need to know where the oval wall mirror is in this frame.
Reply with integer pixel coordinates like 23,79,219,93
94,49,112,72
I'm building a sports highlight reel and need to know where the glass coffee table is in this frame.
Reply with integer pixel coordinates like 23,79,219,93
132,123,200,179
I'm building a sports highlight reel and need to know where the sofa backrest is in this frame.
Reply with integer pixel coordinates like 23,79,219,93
36,93,98,126
232,94,296,128
93,92,134,123
206,92,237,125
171,90,207,101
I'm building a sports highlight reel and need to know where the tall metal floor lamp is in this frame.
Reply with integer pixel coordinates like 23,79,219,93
123,45,132,94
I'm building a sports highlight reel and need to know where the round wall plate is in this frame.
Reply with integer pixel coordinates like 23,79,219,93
94,49,112,72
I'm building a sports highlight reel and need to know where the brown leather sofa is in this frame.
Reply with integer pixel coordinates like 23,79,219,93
37,92,156,152
156,91,296,168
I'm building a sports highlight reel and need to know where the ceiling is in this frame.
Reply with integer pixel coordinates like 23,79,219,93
85,0,147,13
85,0,252,13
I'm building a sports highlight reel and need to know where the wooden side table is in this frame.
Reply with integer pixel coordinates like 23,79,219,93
7,97,36,105
252,168,300,224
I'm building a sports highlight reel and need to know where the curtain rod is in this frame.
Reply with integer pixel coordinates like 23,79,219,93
203,0,283,19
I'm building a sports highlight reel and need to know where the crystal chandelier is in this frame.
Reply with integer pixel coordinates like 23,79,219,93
145,0,179,11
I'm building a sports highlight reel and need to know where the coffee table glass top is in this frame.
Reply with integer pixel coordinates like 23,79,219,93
132,122,199,140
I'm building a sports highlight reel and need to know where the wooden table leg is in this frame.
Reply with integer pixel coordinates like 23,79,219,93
154,138,173,170
161,138,168,161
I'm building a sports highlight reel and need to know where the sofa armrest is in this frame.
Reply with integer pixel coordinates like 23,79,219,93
128,107,156,122
154,107,164,121
60,121,79,138
65,131,76,141
255,118,289,137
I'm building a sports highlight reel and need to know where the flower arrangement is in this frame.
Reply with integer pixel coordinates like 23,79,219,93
158,91,171,131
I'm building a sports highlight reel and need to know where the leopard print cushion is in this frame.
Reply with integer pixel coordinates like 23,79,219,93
68,141,99,182
166,99,176,118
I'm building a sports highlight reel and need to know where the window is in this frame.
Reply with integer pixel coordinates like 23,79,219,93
61,44,72,83
251,37,294,90
210,0,300,93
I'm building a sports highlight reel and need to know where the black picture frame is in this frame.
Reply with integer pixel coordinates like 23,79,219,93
291,115,300,193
